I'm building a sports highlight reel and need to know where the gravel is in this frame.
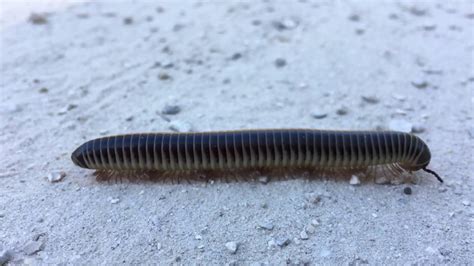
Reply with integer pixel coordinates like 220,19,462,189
47,171,66,183
274,58,287,68
310,110,328,119
23,240,43,256
225,241,238,254
349,175,361,186
411,80,429,89
161,105,181,115
257,221,274,231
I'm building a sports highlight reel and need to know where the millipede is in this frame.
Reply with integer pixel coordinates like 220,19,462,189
71,129,443,183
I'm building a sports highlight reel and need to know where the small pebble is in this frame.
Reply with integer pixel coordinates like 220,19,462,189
39,87,48,93
388,119,412,133
305,224,316,234
276,237,291,247
274,58,287,68
348,14,360,21
29,13,48,25
158,72,172,80
336,106,349,116
109,197,120,204
123,17,134,25
349,175,361,186
462,200,471,206
225,241,238,254
47,171,66,183
311,219,320,226
23,240,43,255
258,221,274,230
161,105,181,115
272,18,298,30
361,95,379,104
300,230,309,240
305,192,322,204
195,234,202,240
230,53,242,60
310,110,328,119
169,120,193,132
258,176,269,184
425,246,439,255
408,6,427,16
411,80,429,89
403,187,412,195
411,125,425,133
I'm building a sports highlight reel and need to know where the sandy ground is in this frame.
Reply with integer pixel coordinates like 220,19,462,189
1,0,473,265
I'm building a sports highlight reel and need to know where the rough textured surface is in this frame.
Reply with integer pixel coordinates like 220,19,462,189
1,0,473,264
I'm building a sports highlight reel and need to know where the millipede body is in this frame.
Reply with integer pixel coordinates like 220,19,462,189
71,129,443,182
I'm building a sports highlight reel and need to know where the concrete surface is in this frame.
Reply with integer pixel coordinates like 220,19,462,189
1,0,473,264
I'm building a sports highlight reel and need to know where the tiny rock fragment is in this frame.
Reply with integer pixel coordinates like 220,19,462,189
230,53,242,60
300,230,309,240
109,197,120,204
349,175,361,186
272,18,298,30
348,14,360,21
305,224,316,234
123,17,134,25
411,125,425,133
361,95,379,104
225,241,238,254
411,80,429,89
258,221,274,230
23,240,44,255
388,119,412,133
336,106,349,116
29,13,48,25
425,246,439,255
47,171,66,183
305,192,322,204
276,237,291,247
168,120,193,132
161,105,181,115
408,6,427,16
274,58,287,68
311,219,320,226
311,110,328,119
462,200,471,206
403,187,412,195
158,72,172,80
39,87,48,93
258,176,269,184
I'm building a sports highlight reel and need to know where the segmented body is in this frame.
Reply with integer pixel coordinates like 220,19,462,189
71,129,441,182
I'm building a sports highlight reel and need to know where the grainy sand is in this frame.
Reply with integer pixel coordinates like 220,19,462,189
1,0,473,264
